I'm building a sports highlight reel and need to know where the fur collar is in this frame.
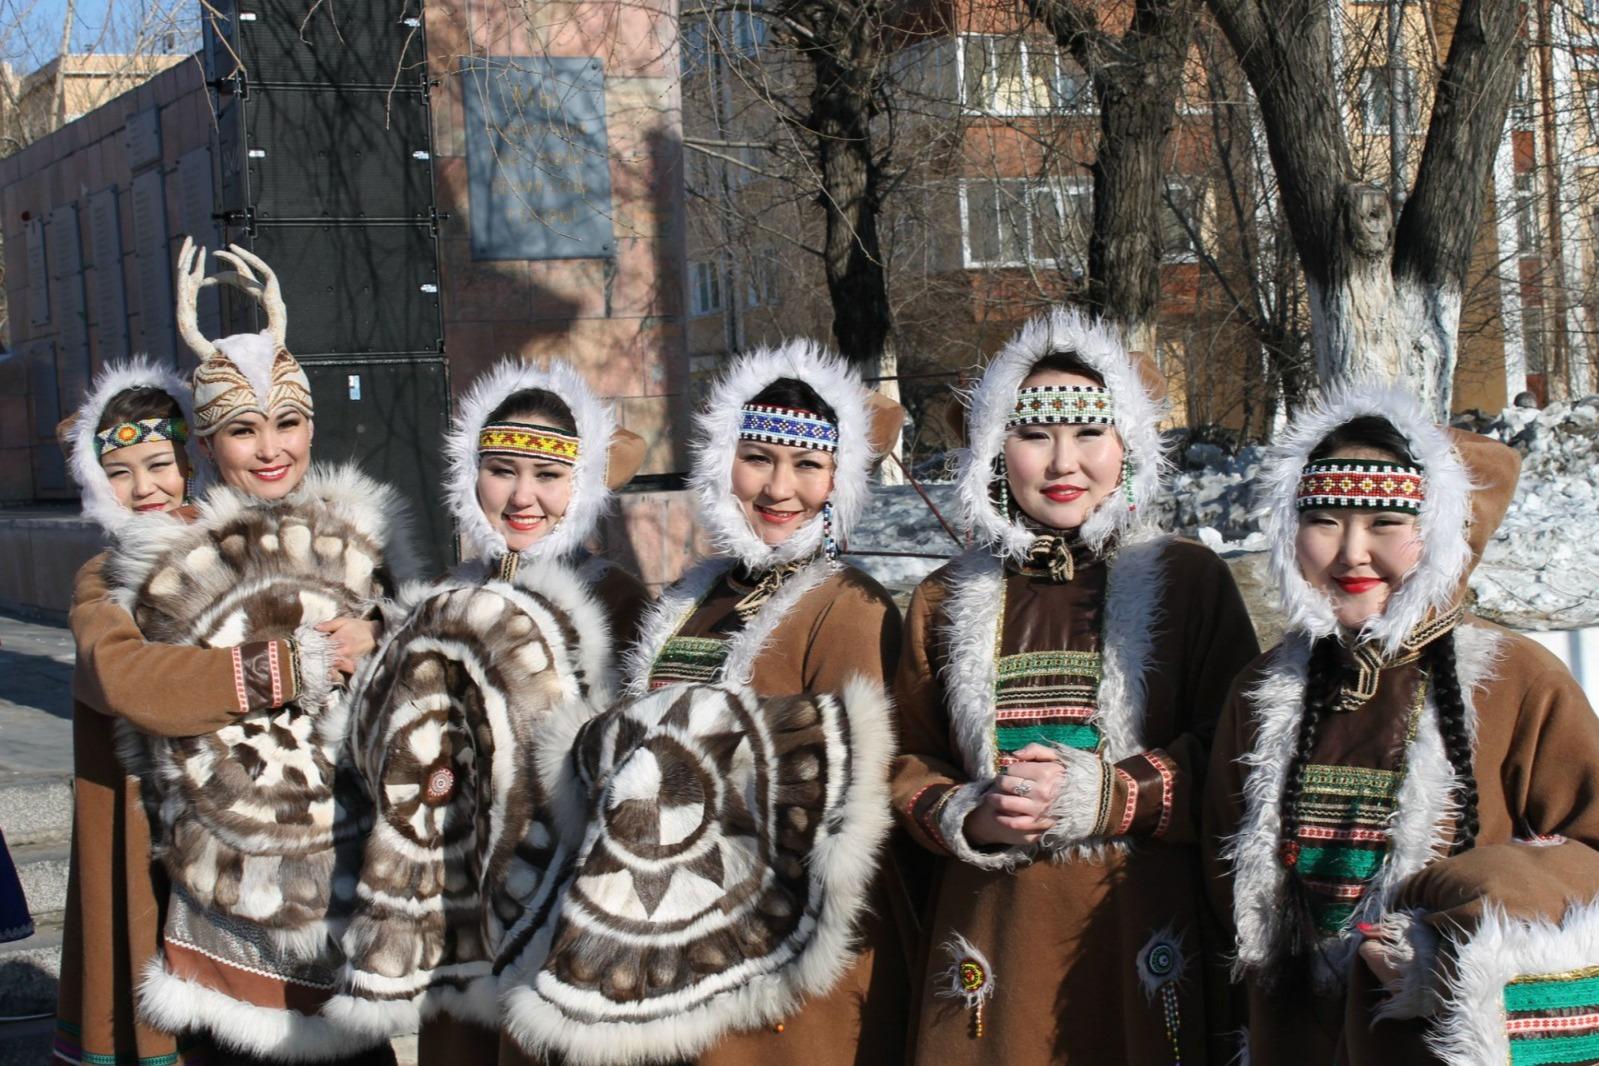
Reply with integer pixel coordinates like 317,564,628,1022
622,555,839,698
67,357,209,536
955,308,1169,564
444,358,619,566
936,533,1170,775
1262,381,1474,658
690,341,877,570
1224,621,1504,987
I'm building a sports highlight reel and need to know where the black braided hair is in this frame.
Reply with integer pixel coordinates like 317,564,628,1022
1268,634,1346,990
1425,630,1480,854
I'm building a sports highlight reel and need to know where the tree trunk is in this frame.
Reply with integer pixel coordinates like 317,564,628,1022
807,26,892,368
1030,0,1196,349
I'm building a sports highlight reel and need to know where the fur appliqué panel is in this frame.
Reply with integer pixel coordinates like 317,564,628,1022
955,308,1170,563
1225,623,1503,986
444,358,619,565
1261,381,1474,657
500,677,895,1065
1137,925,1188,1063
67,357,208,536
337,558,613,1027
934,537,1168,864
936,933,996,1039
690,341,877,570
622,556,837,698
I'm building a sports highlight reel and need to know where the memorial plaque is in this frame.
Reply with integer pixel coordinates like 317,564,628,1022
47,204,82,278
26,218,49,328
132,169,174,357
88,187,129,355
177,148,222,338
462,56,615,261
126,106,162,171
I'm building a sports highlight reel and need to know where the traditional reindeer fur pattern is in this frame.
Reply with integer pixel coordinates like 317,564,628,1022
333,559,613,1030
106,464,413,942
501,677,895,1065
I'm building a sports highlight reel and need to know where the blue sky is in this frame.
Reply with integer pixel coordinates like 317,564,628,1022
4,0,199,70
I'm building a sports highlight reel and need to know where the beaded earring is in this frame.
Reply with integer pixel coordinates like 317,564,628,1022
1121,454,1136,510
821,499,838,559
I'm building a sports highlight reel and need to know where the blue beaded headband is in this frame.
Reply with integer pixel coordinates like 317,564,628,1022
738,404,839,452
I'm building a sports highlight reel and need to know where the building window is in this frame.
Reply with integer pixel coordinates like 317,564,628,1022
1515,171,1539,253
746,255,780,307
1586,0,1599,24
1358,65,1418,132
961,178,1090,268
689,260,723,316
1511,65,1535,128
728,8,768,56
681,16,710,76
960,35,1088,115
1161,182,1200,262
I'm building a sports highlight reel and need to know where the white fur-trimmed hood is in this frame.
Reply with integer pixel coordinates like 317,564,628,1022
444,358,618,565
690,341,878,570
1262,381,1473,657
956,308,1169,562
66,357,207,535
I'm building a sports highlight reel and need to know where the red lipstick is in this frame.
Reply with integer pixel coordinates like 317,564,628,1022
1041,484,1086,503
1336,576,1383,594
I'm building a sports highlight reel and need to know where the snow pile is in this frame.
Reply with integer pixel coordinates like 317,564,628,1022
1455,397,1599,630
842,481,963,594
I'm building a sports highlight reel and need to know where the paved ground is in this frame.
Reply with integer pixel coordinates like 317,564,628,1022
0,609,74,782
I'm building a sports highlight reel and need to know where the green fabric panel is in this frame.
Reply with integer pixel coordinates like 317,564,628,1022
1505,973,1599,1014
1298,845,1385,880
996,722,1101,752
1508,1031,1599,1066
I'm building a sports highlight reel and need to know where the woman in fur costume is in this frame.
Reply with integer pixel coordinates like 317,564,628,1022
336,357,650,1063
890,308,1259,1064
1203,384,1599,1065
80,240,416,1064
558,340,913,1065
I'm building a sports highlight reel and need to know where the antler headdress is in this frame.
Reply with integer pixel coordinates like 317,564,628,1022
177,236,315,436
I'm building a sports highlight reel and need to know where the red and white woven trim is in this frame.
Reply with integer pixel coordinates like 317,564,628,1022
1113,766,1139,836
229,646,248,715
1144,749,1176,839
268,641,284,706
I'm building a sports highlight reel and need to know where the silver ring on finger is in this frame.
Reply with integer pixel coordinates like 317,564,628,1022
1011,778,1033,797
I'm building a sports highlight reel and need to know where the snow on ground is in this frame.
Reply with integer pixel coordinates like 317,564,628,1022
844,396,1599,630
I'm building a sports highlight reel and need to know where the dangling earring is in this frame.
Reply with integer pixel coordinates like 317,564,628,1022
995,455,1011,519
822,499,838,559
1121,455,1136,511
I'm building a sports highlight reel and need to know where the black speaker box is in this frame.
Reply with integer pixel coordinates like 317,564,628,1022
300,356,454,577
204,0,427,89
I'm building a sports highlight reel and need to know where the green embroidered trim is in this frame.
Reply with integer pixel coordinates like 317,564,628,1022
995,650,1102,681
649,635,730,687
1509,1033,1599,1066
1506,966,1599,1013
52,1022,183,1066
996,722,1102,752
1296,845,1387,881
1296,764,1402,799
1294,761,1402,935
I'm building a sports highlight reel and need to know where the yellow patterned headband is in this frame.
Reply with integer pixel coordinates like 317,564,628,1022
478,421,581,465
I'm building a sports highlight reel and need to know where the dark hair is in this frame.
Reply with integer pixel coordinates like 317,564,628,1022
97,386,184,432
750,378,837,424
1308,415,1418,466
1426,632,1479,854
1026,350,1106,387
485,388,577,435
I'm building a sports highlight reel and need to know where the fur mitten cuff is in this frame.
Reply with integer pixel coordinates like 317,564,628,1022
936,780,1034,872
291,623,338,711
1370,908,1444,1021
1039,745,1114,852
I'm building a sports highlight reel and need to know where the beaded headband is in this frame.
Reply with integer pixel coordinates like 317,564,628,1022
478,421,581,465
1006,385,1117,427
738,404,840,452
1296,458,1425,514
94,416,189,456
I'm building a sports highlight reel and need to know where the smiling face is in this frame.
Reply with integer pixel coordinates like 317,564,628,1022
476,453,574,552
731,440,836,547
101,439,189,513
1002,368,1126,531
202,408,313,499
1295,446,1425,630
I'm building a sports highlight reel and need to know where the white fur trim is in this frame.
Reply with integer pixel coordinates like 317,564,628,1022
67,357,208,535
689,341,877,569
955,307,1169,562
1427,897,1599,1066
445,358,619,565
1262,380,1474,657
621,556,837,698
291,623,336,711
137,957,389,1061
1040,746,1113,849
935,780,1029,872
1224,623,1504,985
500,677,897,1065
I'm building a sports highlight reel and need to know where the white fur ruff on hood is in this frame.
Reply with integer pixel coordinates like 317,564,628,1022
1261,381,1472,657
444,358,618,565
67,357,208,536
690,341,878,570
956,308,1169,562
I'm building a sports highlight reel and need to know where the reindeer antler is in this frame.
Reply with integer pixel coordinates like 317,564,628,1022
212,244,288,348
175,237,216,362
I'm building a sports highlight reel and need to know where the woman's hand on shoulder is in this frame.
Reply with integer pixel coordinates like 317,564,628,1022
316,617,379,676
964,745,1064,848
